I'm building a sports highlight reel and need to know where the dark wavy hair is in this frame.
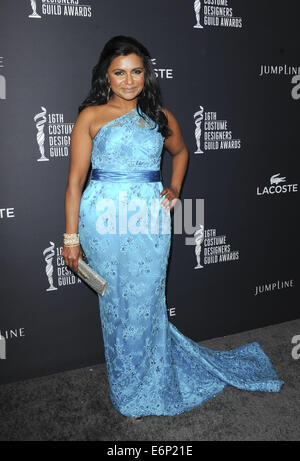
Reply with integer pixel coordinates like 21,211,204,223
78,35,171,138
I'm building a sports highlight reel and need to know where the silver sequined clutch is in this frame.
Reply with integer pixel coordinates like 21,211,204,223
77,256,108,296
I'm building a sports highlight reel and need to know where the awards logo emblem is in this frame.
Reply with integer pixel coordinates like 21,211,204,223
43,242,58,291
34,106,48,162
194,106,204,154
28,0,41,18
193,0,203,28
194,224,204,269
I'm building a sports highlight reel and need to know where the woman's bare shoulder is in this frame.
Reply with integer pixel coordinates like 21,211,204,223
80,104,123,139
75,105,108,134
78,105,105,120
79,104,120,123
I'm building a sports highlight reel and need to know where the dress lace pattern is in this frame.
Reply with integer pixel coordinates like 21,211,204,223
78,106,284,417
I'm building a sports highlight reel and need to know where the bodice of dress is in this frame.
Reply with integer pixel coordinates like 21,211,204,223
91,106,165,171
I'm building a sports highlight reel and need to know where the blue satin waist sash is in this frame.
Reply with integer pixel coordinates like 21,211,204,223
91,169,161,183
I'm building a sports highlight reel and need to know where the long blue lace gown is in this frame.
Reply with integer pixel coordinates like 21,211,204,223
78,106,284,417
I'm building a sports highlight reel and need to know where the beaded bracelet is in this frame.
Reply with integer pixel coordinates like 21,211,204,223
63,232,80,246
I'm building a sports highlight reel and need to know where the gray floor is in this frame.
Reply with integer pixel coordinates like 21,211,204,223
0,318,299,441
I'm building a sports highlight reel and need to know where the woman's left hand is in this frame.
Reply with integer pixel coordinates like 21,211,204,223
160,186,180,211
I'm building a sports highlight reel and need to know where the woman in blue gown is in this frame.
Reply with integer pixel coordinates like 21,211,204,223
62,36,284,420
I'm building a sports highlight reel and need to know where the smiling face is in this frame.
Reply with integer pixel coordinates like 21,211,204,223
106,53,145,103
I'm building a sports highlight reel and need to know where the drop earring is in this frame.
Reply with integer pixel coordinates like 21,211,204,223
107,85,111,102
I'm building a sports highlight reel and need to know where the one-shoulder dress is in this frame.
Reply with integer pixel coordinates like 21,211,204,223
78,106,284,417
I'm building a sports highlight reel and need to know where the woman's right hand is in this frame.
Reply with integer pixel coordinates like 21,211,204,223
62,244,83,273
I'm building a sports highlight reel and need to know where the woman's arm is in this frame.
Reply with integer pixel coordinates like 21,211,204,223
62,107,94,272
160,108,189,210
